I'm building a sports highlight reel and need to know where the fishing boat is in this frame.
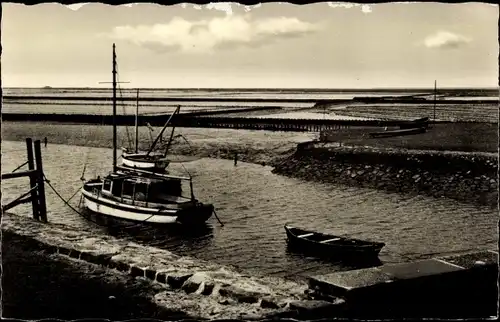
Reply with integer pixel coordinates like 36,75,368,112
82,167,214,224
121,90,180,173
284,224,385,258
81,44,214,225
121,150,170,172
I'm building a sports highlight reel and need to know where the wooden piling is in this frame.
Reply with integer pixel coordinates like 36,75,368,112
34,140,48,222
26,138,40,220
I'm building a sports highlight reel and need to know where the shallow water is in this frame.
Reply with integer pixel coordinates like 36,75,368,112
1,141,497,279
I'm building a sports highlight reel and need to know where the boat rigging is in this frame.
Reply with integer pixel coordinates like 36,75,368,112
80,44,215,225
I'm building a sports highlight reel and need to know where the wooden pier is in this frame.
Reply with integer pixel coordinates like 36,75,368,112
1,113,432,132
1,138,47,222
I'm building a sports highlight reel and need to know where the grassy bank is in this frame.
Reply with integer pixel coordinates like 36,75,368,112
323,102,498,123
2,121,495,166
1,121,316,165
0,231,191,320
320,122,498,153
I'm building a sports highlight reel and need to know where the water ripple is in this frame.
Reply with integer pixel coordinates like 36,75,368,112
1,141,497,278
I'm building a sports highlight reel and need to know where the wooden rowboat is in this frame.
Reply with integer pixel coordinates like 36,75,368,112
284,224,385,258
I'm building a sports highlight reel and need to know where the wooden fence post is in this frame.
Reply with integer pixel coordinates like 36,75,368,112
26,138,40,220
34,140,48,222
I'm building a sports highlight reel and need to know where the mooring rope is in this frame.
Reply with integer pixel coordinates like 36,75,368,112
66,187,82,203
81,146,92,180
43,174,101,226
212,208,224,227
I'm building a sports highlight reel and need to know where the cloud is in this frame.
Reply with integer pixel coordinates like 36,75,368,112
424,31,472,49
361,5,372,13
205,2,234,15
107,16,320,54
327,2,372,14
182,2,262,14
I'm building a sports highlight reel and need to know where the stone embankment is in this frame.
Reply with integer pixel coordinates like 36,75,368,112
272,142,498,207
1,213,345,320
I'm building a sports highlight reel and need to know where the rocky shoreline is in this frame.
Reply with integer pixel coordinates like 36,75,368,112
272,141,498,207
3,211,496,320
1,230,192,320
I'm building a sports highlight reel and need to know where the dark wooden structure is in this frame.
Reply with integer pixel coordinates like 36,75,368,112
1,138,47,222
2,113,432,132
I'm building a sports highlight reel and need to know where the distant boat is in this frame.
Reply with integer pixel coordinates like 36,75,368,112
121,90,180,173
81,44,214,225
121,150,170,171
284,224,385,258
369,127,426,138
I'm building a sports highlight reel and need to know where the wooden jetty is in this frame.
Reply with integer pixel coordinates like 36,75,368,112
1,138,47,222
307,250,498,319
2,113,434,132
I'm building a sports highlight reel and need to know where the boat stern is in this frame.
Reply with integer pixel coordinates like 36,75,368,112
176,202,214,225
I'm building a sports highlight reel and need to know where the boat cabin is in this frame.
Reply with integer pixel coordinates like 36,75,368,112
100,173,189,206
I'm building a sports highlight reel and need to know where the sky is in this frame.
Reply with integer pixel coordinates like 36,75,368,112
1,2,498,89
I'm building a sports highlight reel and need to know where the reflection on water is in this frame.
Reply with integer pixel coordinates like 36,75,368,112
283,245,383,280
1,141,497,279
82,210,216,252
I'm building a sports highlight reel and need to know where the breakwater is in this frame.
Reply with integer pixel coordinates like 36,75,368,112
272,142,498,207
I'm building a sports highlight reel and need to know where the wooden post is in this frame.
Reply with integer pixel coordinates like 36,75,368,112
135,89,139,154
433,80,437,123
26,138,40,220
34,140,48,222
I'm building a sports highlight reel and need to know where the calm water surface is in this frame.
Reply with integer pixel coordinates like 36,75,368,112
2,141,497,279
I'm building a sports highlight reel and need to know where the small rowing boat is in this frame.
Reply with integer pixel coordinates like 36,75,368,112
284,224,385,258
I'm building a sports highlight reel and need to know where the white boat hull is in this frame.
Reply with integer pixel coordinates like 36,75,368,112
122,157,158,169
121,151,169,170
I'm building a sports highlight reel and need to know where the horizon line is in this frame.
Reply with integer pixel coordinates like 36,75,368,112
4,86,499,91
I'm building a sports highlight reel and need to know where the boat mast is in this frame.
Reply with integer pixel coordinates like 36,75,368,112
433,80,437,122
112,43,117,172
135,89,139,154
